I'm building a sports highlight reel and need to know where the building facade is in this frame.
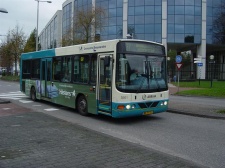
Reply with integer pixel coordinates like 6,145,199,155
39,10,62,50
39,0,225,80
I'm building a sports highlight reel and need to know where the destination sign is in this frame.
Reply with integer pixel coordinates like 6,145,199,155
118,42,165,55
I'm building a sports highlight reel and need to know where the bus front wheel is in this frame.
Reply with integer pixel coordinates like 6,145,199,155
30,87,37,101
77,95,88,116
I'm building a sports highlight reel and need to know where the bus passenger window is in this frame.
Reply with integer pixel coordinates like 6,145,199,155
22,60,31,79
90,55,97,84
31,59,40,79
62,56,72,82
53,57,61,81
73,55,89,83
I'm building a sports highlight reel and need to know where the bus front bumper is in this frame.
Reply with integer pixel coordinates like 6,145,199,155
111,100,168,118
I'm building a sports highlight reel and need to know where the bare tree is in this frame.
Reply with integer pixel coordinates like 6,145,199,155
10,25,26,75
61,28,74,47
0,25,26,75
0,37,13,74
62,6,106,46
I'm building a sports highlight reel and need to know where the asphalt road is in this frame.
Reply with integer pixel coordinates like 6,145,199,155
1,80,225,168
169,95,225,108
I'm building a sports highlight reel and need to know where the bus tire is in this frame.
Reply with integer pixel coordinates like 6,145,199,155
30,87,37,101
77,95,88,116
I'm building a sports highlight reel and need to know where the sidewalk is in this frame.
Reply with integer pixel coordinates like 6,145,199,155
168,83,225,120
0,103,204,168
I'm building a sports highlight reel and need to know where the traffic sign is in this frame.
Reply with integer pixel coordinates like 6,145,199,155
198,63,203,66
194,57,202,63
176,55,182,63
176,63,183,70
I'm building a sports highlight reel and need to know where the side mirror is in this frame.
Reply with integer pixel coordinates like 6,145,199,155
104,56,110,67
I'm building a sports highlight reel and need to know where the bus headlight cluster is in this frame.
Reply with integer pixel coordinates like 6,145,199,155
117,104,136,110
126,104,136,109
160,101,168,106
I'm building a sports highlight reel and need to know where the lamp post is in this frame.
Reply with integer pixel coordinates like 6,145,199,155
0,8,8,13
35,0,52,51
209,55,214,88
167,57,171,82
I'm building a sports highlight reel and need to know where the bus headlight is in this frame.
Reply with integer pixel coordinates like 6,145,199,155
126,104,136,110
126,105,131,110
118,104,136,110
160,101,168,106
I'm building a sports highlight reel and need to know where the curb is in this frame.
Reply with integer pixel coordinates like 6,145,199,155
0,99,11,104
167,109,225,120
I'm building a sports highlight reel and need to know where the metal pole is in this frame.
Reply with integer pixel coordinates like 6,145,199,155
199,67,201,86
177,71,180,92
36,0,39,51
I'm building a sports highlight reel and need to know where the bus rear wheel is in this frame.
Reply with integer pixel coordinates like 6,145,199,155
77,95,88,116
30,87,37,101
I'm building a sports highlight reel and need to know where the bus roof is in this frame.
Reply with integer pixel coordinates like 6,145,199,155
21,39,164,60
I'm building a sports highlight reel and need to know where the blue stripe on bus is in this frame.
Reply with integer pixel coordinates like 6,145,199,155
112,107,167,118
111,105,168,118
21,49,56,60
96,100,168,118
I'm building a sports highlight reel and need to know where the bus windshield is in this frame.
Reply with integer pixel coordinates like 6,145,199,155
116,53,167,93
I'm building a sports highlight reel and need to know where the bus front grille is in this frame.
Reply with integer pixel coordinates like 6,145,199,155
138,101,159,108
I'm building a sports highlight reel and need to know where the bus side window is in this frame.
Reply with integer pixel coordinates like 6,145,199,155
31,59,40,79
73,55,89,83
73,56,79,82
90,55,97,84
22,60,31,79
52,57,61,81
62,56,72,83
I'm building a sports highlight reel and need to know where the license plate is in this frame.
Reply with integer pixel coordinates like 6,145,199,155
143,111,153,115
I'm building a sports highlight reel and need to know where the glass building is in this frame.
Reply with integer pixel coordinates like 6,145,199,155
39,10,62,50
39,0,225,80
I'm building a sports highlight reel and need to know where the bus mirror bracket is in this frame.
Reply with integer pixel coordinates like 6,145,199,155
104,56,110,67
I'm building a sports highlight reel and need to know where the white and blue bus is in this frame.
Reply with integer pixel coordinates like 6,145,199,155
20,39,168,118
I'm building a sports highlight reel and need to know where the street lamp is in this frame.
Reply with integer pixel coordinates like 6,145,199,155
126,33,133,39
209,55,215,88
35,0,52,51
167,57,171,82
0,8,8,13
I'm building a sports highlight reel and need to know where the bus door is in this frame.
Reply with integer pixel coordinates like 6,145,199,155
40,58,52,98
97,54,113,115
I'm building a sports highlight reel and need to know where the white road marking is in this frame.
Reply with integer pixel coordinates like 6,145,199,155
2,108,11,110
19,100,33,103
0,91,28,100
44,108,59,111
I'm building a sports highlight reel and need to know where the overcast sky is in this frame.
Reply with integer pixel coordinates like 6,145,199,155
0,0,65,40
